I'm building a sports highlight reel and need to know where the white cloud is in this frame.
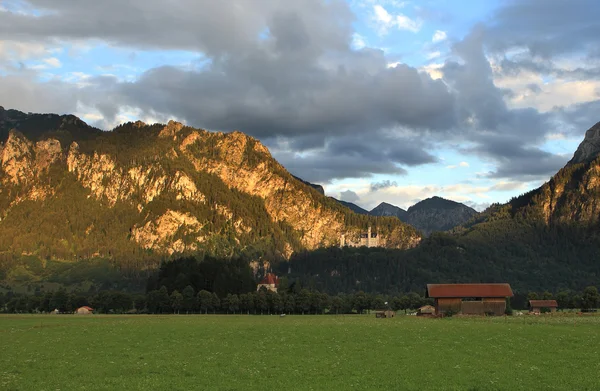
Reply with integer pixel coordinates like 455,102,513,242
426,51,441,59
445,162,469,169
491,56,600,112
373,5,422,35
43,57,62,68
351,33,367,50
420,63,443,80
546,133,566,140
387,61,402,68
395,14,422,33
432,30,447,42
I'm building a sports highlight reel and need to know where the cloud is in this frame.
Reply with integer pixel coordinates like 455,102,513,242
352,33,367,50
43,57,61,68
373,5,422,34
370,180,398,191
446,161,469,169
426,51,441,59
0,0,599,187
340,189,360,203
432,30,447,42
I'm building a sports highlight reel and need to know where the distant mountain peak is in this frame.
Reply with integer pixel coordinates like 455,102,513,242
370,202,407,219
408,196,470,212
569,121,600,165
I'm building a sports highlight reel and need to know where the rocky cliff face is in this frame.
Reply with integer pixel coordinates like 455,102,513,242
569,121,600,165
0,108,420,268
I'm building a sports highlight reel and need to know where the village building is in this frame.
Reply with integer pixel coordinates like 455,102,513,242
529,300,558,314
257,273,280,293
375,310,395,318
76,306,94,315
417,305,436,317
340,226,380,248
426,283,513,316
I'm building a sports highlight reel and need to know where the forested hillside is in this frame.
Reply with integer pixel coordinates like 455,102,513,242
284,122,600,294
0,107,419,290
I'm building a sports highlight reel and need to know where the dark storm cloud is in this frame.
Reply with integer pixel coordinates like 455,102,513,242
441,27,568,180
276,149,408,183
485,0,600,59
1,0,600,183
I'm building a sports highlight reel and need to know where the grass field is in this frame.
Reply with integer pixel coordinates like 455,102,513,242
1,314,599,391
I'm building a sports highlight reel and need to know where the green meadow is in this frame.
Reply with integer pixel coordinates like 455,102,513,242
1,314,599,391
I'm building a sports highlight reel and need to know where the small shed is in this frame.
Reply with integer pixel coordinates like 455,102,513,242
417,305,436,316
375,310,395,318
76,306,94,315
529,300,558,314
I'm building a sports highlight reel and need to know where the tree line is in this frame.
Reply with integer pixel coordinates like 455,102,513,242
1,285,598,315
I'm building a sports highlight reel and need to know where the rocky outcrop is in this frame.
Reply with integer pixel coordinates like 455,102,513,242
1,131,34,184
0,107,421,263
569,121,600,165
132,210,205,255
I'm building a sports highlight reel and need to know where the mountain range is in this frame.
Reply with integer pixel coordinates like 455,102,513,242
2,105,600,293
331,197,478,236
288,120,600,293
0,106,420,286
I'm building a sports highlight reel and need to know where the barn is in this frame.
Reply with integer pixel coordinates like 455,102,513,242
76,306,94,315
426,284,513,316
529,300,558,314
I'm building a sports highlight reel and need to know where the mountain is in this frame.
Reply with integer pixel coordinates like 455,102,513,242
334,199,369,215
369,198,477,235
568,121,600,165
291,175,324,195
289,121,600,293
369,202,408,220
0,107,421,285
404,196,478,235
290,177,475,235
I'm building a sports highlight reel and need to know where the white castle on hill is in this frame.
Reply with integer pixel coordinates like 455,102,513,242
340,226,380,248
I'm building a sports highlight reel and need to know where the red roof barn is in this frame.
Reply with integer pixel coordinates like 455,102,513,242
426,284,513,316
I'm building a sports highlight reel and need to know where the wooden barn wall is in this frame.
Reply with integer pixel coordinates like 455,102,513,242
461,301,484,315
436,298,461,313
483,301,506,315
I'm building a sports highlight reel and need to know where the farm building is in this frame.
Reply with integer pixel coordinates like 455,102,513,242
529,300,558,314
76,306,94,315
417,305,436,316
426,284,513,316
257,273,280,292
375,310,395,318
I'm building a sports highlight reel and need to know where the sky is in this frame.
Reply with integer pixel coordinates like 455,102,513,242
1,0,600,211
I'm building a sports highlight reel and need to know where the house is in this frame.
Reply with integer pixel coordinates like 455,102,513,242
426,283,514,316
417,305,436,317
257,273,280,293
76,306,94,315
375,310,395,318
529,300,558,314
